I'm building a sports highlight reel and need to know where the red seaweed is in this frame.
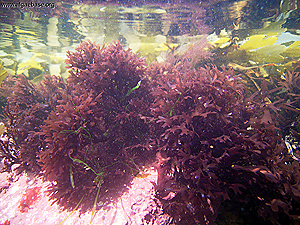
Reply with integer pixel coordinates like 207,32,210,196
145,58,300,223
18,187,42,213
0,220,10,225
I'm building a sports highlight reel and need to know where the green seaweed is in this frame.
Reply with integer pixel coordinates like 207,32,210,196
69,164,75,189
68,154,105,224
121,79,141,102
69,155,102,176
91,179,102,224
58,194,86,225
169,93,182,116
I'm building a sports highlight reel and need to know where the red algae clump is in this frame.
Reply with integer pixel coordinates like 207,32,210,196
18,187,42,213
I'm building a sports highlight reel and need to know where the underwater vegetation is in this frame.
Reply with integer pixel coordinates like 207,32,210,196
0,60,7,86
0,74,66,173
0,41,154,213
145,59,300,224
39,41,153,212
1,40,300,224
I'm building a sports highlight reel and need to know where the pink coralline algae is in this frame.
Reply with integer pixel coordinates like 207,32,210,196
18,187,42,213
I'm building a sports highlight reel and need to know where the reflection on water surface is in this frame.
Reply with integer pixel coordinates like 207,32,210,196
0,0,298,81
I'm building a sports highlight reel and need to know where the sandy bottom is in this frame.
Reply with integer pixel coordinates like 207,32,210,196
0,164,162,225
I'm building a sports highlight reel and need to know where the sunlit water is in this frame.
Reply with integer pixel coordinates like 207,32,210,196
0,0,298,82
0,1,210,80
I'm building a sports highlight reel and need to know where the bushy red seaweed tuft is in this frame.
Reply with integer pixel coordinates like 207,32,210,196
145,59,300,224
37,41,153,212
0,75,66,173
66,40,147,101
1,40,154,213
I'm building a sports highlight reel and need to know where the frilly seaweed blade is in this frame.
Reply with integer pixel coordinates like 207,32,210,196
145,60,300,224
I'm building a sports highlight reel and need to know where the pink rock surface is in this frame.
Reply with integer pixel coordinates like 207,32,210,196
0,166,161,225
